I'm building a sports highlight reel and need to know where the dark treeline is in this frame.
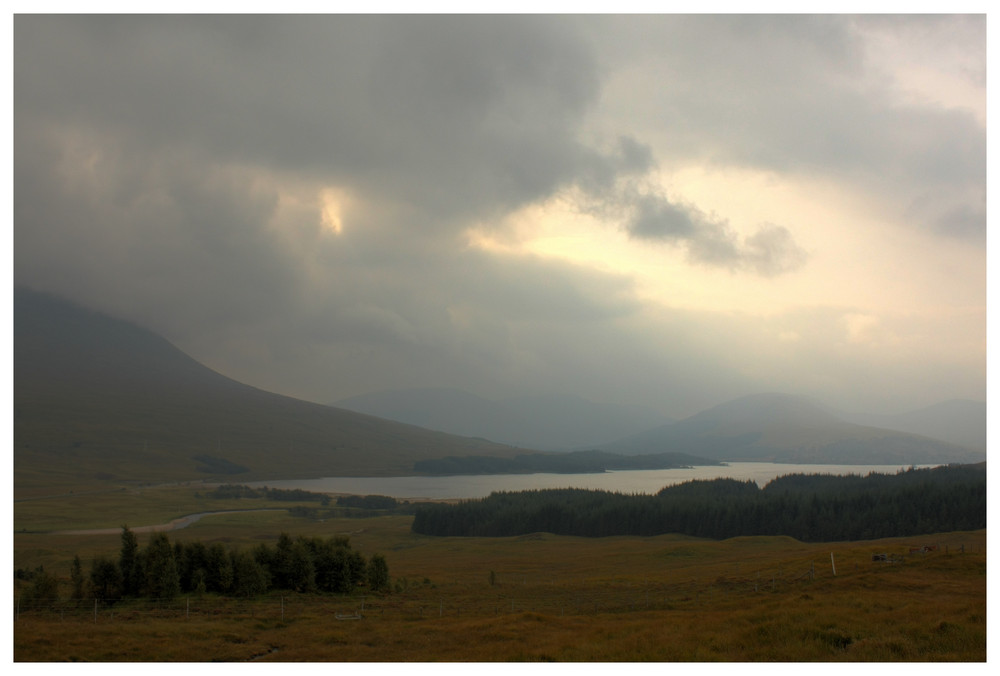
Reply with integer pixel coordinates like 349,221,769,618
192,454,250,475
203,486,411,517
336,494,400,510
203,484,332,504
288,495,412,521
24,528,390,607
411,464,986,542
414,450,721,475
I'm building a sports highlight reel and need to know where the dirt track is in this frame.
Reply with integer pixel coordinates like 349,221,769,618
51,509,284,535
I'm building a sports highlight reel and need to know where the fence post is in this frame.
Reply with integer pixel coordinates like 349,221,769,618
830,552,837,576
94,599,98,623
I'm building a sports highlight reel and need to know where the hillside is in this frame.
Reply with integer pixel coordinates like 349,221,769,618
334,388,668,450
600,393,985,465
13,288,523,495
837,399,987,452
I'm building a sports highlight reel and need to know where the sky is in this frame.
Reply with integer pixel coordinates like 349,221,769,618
11,13,987,419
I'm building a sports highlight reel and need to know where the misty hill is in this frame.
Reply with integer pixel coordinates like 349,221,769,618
334,388,668,450
14,288,522,494
836,399,986,452
600,393,984,465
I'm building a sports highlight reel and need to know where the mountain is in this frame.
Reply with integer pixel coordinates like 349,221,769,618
836,399,986,452
13,288,522,495
333,388,668,450
600,393,985,465
333,388,523,444
498,394,671,449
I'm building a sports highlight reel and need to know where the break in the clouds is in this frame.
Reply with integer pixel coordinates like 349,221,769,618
586,15,985,240
12,15,986,417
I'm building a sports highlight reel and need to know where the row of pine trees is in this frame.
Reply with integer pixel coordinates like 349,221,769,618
22,528,389,606
411,464,987,541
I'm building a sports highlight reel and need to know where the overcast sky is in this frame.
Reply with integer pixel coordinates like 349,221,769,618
12,14,986,418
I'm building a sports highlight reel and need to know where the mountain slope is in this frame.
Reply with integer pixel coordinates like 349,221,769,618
334,388,668,450
836,399,986,452
334,388,526,444
13,288,522,494
601,393,984,465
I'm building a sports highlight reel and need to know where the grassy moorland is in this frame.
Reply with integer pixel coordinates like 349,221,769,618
12,484,986,662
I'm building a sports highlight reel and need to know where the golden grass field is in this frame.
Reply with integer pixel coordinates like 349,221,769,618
13,484,987,662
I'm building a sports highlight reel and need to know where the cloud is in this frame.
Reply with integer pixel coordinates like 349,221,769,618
628,193,700,241
15,15,612,229
843,313,883,345
586,15,986,241
575,182,808,276
904,187,987,242
15,13,818,387
16,16,809,277
14,125,304,334
12,15,985,417
740,224,810,277
15,17,641,338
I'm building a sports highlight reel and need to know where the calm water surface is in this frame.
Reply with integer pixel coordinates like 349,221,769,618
250,462,935,500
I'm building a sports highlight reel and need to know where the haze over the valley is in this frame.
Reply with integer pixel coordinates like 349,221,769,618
12,14,985,423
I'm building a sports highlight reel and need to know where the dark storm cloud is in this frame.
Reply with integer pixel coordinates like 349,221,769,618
15,15,806,267
14,14,814,356
15,15,607,225
14,15,648,361
13,124,302,335
12,15,983,414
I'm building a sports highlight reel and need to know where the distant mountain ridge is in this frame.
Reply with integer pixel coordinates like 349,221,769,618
835,399,986,452
14,288,984,496
13,287,522,495
599,392,984,465
333,388,668,450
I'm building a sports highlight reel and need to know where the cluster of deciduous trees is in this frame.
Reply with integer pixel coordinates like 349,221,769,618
411,464,986,541
68,528,390,605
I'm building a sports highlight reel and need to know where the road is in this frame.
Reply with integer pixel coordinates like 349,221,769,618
51,509,285,535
